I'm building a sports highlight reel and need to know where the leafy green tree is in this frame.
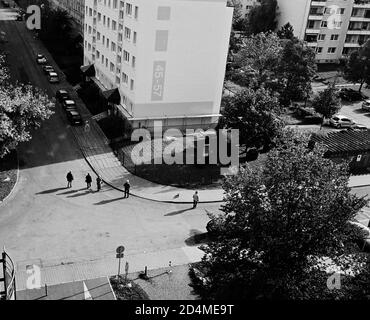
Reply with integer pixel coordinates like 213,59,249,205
277,40,317,106
277,22,295,40
0,54,54,158
235,32,282,84
343,41,370,92
221,87,284,151
312,83,341,128
195,129,369,300
246,0,278,35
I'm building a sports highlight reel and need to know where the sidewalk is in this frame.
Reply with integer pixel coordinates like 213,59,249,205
16,17,224,204
15,246,204,291
349,174,370,188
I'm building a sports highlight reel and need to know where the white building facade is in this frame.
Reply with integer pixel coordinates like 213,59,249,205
83,0,233,132
277,0,370,63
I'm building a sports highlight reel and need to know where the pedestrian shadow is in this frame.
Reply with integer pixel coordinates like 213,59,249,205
67,190,92,198
36,187,67,195
94,197,126,205
164,208,193,216
57,189,80,195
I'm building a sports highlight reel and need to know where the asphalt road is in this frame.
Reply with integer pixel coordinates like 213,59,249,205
0,17,221,270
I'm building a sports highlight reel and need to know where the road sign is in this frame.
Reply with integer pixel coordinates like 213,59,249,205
116,246,125,254
116,253,124,259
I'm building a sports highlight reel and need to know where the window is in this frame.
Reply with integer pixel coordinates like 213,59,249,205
315,47,323,53
126,3,132,15
132,56,136,68
123,50,130,62
130,79,134,90
124,27,131,40
307,20,315,29
110,62,114,72
318,34,325,40
97,32,100,40
133,31,137,44
330,34,339,40
111,42,116,51
122,72,128,84
112,20,117,31
134,6,138,19
337,8,345,14
327,47,336,53
321,21,327,28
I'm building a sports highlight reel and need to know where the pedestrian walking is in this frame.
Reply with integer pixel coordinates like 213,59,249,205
124,180,130,198
85,173,92,189
193,191,199,209
96,176,102,192
84,120,90,133
66,171,73,188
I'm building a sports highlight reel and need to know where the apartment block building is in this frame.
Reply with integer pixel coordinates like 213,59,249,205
50,0,85,37
83,0,233,132
277,0,370,63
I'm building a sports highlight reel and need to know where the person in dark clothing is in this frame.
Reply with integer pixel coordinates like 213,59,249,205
85,173,92,189
124,180,130,198
96,176,102,192
66,171,73,188
193,191,199,209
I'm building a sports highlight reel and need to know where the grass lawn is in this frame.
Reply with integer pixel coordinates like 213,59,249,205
0,151,18,202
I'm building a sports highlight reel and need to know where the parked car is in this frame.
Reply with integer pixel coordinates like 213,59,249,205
362,99,370,111
36,54,47,64
329,115,355,128
339,88,366,102
43,65,54,74
62,99,77,111
2,1,10,8
348,221,370,253
66,110,83,126
346,124,367,131
48,72,60,83
16,14,23,21
56,89,71,102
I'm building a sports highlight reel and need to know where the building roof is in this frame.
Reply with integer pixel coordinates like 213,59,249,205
311,130,370,156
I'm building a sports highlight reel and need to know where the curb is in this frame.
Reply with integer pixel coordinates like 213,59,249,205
0,150,20,206
70,130,224,204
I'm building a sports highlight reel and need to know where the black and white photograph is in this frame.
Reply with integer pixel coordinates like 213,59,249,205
0,0,369,310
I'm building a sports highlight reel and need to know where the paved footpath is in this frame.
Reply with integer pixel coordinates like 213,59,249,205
15,246,204,291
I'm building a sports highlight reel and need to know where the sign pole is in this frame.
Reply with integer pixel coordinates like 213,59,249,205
116,245,125,280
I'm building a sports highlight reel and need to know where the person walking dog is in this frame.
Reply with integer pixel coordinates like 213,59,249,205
96,176,102,192
193,191,199,209
85,173,92,189
66,171,73,188
124,180,130,198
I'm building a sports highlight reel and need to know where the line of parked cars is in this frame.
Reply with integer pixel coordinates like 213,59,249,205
56,89,83,126
35,53,83,126
36,54,60,83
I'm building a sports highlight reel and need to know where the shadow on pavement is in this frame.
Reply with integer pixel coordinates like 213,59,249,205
184,230,209,246
67,190,92,198
36,187,67,195
94,196,126,205
164,208,193,216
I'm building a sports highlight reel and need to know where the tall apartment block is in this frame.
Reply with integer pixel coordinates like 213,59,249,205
50,0,85,37
82,0,233,132
277,0,370,63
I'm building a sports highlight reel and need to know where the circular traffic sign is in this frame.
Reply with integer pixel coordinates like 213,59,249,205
116,246,125,254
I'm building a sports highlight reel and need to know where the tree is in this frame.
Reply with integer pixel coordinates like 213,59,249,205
221,87,284,151
246,0,278,35
227,0,244,31
312,83,341,128
277,22,295,40
39,7,73,43
343,41,370,92
235,32,282,84
277,40,317,106
195,129,369,300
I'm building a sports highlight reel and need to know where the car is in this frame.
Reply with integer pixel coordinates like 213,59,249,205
62,99,77,111
339,88,367,102
66,110,83,125
329,115,355,128
36,54,47,64
348,221,370,253
48,72,60,83
56,89,71,102
16,14,23,21
43,65,55,74
362,99,370,111
2,1,10,8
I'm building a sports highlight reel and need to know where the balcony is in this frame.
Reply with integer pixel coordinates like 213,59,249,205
311,1,326,6
354,0,370,8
